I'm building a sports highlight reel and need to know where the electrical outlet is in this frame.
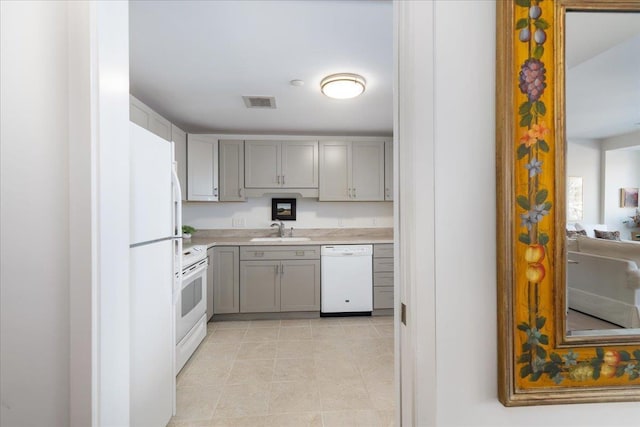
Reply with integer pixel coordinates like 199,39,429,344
232,218,245,227
338,219,344,227
372,218,377,226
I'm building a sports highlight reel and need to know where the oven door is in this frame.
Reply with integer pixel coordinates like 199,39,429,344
176,258,207,344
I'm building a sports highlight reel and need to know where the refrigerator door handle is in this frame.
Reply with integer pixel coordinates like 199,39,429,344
171,163,183,238
171,152,183,304
173,238,182,305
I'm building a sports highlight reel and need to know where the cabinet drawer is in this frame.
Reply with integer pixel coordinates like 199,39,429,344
240,245,321,260
374,286,394,309
374,272,393,287
373,258,394,272
374,244,394,258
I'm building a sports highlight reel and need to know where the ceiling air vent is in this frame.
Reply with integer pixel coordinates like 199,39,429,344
242,96,277,109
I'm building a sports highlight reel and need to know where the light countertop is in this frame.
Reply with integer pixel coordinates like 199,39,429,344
183,228,393,250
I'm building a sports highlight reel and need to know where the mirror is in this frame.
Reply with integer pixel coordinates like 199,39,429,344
564,11,640,338
497,0,640,406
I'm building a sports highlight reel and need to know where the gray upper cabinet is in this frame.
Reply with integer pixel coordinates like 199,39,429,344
129,95,172,141
280,141,318,188
319,140,385,201
213,246,240,314
351,141,385,201
187,134,219,202
244,141,280,188
172,124,187,201
318,141,350,200
245,140,318,189
384,140,393,201
219,140,245,202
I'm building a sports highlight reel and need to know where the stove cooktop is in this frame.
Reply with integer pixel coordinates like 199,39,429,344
182,245,207,268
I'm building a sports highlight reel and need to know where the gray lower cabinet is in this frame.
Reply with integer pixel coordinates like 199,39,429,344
212,246,240,314
240,261,281,313
279,260,320,311
239,245,321,313
373,244,394,309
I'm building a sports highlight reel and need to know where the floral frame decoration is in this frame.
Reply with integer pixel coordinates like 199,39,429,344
496,0,640,406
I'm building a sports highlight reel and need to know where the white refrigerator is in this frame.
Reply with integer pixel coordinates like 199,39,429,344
129,122,182,427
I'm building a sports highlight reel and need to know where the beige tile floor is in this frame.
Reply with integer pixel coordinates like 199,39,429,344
169,316,395,427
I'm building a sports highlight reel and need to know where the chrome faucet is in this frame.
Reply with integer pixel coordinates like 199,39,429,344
271,220,285,237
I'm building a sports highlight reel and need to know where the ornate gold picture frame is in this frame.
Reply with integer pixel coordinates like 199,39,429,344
496,0,640,406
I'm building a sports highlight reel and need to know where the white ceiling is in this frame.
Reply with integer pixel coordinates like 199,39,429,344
129,0,393,136
566,12,640,139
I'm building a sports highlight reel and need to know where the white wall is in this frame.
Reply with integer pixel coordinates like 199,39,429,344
1,2,131,426
1,2,70,425
567,139,601,224
603,148,640,236
183,197,393,229
400,1,640,425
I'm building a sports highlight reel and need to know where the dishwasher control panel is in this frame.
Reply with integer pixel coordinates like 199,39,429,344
321,245,373,256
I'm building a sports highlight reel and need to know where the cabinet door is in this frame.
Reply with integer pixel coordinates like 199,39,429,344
319,141,350,201
187,135,219,201
129,95,171,141
281,141,318,188
240,261,281,313
172,124,187,201
373,287,394,309
384,140,393,201
206,248,214,320
280,260,321,312
213,247,239,314
352,141,385,201
245,141,280,188
219,140,245,201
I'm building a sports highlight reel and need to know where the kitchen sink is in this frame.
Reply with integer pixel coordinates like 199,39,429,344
250,237,311,242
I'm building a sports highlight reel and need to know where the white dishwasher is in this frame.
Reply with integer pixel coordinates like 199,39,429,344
321,245,373,315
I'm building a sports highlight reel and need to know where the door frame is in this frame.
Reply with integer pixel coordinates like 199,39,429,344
83,1,439,425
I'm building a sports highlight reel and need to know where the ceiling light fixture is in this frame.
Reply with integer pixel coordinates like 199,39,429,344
320,73,366,99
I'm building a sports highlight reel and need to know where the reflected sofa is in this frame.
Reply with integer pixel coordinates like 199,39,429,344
567,235,640,328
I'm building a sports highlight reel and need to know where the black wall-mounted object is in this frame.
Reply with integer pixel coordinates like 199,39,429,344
271,198,296,221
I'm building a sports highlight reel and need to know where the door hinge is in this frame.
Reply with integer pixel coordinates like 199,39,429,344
401,303,407,325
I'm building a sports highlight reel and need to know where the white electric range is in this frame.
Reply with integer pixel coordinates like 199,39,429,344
175,245,208,374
